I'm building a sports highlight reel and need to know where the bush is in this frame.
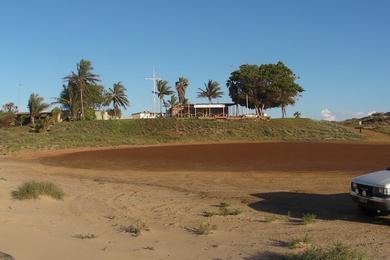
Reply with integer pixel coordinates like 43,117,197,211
120,220,149,237
287,234,311,249
12,181,64,200
195,222,217,235
84,109,96,121
288,242,366,260
0,112,16,128
302,213,316,225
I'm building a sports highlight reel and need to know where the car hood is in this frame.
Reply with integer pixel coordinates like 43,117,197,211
353,170,390,187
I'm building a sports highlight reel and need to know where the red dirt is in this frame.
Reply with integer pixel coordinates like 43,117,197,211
39,142,390,172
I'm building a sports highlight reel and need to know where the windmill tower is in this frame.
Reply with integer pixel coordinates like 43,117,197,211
145,67,161,116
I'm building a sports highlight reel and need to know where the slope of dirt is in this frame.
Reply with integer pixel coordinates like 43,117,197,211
40,142,390,172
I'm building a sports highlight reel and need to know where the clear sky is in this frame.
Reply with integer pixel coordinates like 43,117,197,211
0,0,389,120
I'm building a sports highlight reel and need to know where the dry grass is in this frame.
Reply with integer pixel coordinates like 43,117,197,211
0,118,362,154
12,181,64,200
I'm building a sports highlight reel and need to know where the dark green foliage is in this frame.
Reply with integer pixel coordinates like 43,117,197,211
227,62,304,117
84,109,97,121
12,181,64,200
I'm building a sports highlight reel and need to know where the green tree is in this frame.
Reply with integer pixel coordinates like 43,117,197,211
108,82,129,118
64,59,100,119
154,80,174,115
293,111,301,118
175,77,189,104
28,93,49,128
227,62,303,117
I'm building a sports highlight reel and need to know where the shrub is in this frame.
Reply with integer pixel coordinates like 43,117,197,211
120,220,149,237
12,181,64,200
35,117,53,132
196,222,217,235
72,233,97,239
288,242,366,260
0,112,16,128
302,213,316,225
84,109,96,121
286,234,311,249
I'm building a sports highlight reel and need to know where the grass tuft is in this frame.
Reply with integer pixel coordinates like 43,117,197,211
120,220,149,237
12,181,64,200
286,234,311,249
302,213,316,225
72,233,97,240
288,242,366,260
195,222,217,235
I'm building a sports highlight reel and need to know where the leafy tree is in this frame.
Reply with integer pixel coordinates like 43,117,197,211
227,62,303,117
175,77,189,104
154,80,174,115
197,80,223,103
2,102,18,113
294,111,301,119
28,93,49,128
64,59,100,119
108,82,129,118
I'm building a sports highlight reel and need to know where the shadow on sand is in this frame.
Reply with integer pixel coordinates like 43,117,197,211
249,192,390,225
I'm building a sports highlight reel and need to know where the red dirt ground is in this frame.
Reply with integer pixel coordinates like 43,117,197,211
40,142,390,172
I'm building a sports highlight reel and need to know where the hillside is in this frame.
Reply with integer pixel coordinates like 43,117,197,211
0,118,362,154
343,112,390,135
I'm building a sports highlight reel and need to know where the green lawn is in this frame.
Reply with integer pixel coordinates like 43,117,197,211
0,118,362,154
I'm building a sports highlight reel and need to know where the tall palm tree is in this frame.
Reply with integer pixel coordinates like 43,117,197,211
154,80,174,115
64,59,100,119
197,80,223,116
175,77,189,104
28,93,49,128
108,82,129,118
197,80,223,103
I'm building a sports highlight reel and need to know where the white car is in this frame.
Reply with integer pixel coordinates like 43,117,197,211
351,166,390,214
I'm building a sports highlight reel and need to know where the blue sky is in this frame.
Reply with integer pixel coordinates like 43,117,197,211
0,0,389,120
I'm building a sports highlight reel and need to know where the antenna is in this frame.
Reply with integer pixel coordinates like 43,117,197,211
17,83,23,112
145,67,161,114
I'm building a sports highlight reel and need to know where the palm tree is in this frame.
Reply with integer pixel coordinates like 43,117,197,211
108,82,129,118
64,59,100,119
53,83,79,120
154,80,174,115
175,77,189,104
197,80,223,116
167,95,179,116
198,80,223,103
28,93,49,128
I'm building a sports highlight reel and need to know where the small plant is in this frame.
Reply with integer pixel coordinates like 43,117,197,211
302,213,316,225
203,211,217,217
120,220,149,237
196,222,217,235
219,207,242,216
12,181,64,200
288,242,366,260
264,215,278,223
72,233,97,240
286,234,311,249
219,202,231,208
